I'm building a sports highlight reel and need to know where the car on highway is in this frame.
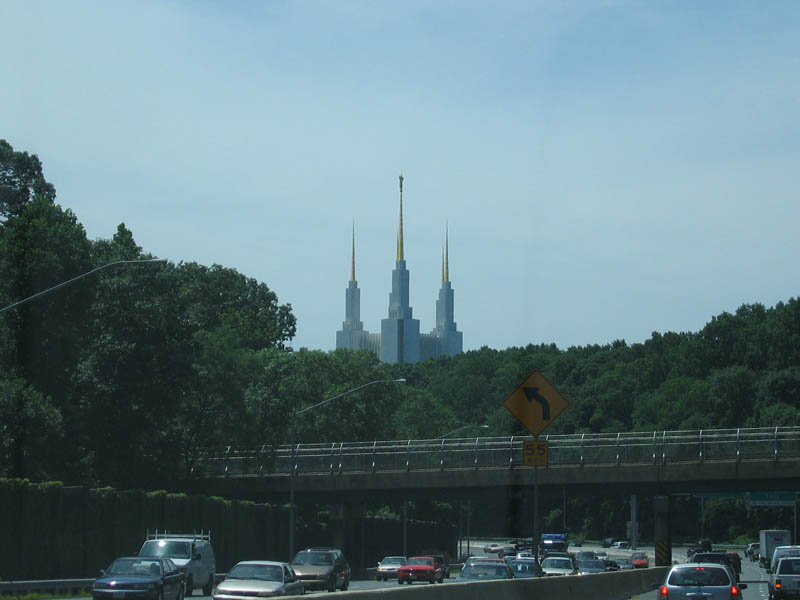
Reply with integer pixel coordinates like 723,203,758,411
213,561,303,599
576,550,598,561
769,556,800,600
93,557,185,600
611,541,630,550
397,556,443,585
376,556,405,581
540,556,577,576
456,561,514,581
746,543,759,562
632,551,649,568
430,554,451,578
138,532,216,597
290,548,350,592
688,550,732,576
507,558,541,578
602,537,617,548
577,559,607,575
658,563,746,600
615,557,634,570
603,559,620,571
596,550,608,560
770,546,800,575
483,543,501,554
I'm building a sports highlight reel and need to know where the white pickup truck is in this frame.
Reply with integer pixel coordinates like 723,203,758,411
769,557,800,600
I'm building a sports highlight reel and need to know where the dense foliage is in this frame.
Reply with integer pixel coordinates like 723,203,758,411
1,139,798,543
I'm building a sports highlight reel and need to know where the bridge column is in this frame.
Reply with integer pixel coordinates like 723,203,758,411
653,496,672,566
329,503,367,569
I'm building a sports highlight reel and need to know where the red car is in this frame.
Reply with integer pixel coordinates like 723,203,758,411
632,551,649,568
397,556,444,585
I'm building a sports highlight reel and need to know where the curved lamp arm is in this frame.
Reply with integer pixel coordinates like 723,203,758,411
0,258,167,314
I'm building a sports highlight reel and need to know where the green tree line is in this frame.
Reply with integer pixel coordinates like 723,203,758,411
2,139,798,544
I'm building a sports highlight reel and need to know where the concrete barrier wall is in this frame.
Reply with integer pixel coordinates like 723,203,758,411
292,567,669,600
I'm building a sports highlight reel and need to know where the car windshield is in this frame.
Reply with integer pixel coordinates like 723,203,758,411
459,565,510,579
632,552,647,559
509,560,538,574
292,552,332,566
406,558,433,566
779,560,800,575
140,541,191,559
227,564,282,582
382,557,404,565
542,558,572,569
668,567,730,587
106,559,162,577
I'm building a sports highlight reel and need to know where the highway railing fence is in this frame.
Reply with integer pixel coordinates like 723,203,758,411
197,426,800,477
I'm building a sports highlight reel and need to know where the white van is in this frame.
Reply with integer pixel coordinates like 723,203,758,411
769,545,800,574
139,530,216,596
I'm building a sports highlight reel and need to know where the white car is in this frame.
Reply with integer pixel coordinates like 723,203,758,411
376,556,406,581
540,557,576,576
659,563,745,600
214,561,304,599
611,541,630,550
769,557,800,599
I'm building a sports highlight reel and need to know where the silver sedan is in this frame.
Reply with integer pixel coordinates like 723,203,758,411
213,561,304,599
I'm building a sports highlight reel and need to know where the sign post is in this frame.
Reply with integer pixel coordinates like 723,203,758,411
503,369,569,561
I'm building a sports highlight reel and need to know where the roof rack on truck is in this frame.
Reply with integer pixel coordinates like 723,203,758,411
146,529,212,542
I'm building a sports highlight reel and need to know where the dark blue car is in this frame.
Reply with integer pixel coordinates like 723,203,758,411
93,557,185,600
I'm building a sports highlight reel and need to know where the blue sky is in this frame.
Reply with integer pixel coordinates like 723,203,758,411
2,1,799,352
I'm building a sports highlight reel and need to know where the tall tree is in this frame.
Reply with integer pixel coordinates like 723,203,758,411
0,139,56,222
0,196,92,480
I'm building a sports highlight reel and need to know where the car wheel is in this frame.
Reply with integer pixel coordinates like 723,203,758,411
176,582,184,600
202,576,213,597
341,578,348,591
184,577,193,597
327,577,336,593
157,589,164,600
397,580,403,585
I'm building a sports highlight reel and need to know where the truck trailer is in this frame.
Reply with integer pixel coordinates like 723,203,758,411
760,529,792,569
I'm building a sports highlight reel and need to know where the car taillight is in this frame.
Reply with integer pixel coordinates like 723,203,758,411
776,578,783,589
730,585,741,597
659,585,669,599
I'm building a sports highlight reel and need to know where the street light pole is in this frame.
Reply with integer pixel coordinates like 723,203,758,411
288,378,406,561
0,258,167,314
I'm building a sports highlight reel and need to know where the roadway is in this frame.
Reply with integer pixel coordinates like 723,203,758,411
60,541,768,599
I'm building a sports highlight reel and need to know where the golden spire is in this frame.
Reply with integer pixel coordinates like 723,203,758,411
350,221,356,282
444,222,450,282
397,173,404,261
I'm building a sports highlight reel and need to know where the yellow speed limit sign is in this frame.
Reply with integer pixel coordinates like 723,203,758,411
523,440,548,467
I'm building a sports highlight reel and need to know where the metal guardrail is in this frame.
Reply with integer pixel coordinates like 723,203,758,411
0,575,230,596
195,426,800,478
0,578,94,595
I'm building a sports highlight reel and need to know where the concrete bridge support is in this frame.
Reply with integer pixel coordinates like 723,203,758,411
329,503,367,569
653,495,672,566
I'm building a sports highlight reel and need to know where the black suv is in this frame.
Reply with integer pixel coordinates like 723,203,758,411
290,548,351,592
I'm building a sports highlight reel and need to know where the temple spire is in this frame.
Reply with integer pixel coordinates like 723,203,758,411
444,223,450,283
397,173,404,261
350,221,356,282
